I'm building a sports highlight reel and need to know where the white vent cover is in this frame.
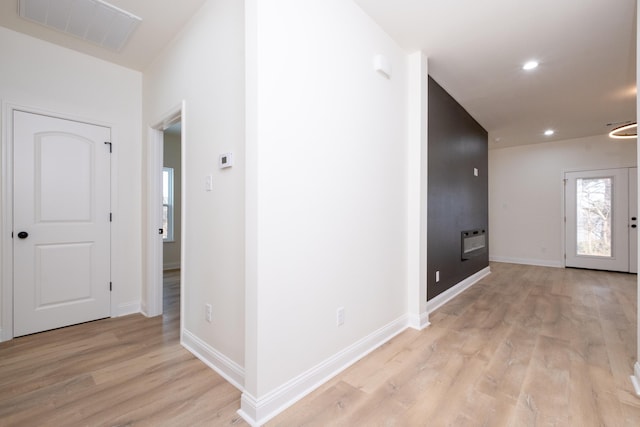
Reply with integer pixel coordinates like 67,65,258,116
19,0,142,52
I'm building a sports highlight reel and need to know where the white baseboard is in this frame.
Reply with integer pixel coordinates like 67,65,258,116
163,262,181,270
407,311,430,331
631,362,640,395
115,300,141,317
426,266,491,313
182,329,244,391
489,256,562,268
140,301,148,317
237,314,410,426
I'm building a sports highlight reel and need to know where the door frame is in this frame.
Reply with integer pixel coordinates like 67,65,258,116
145,101,185,319
1,102,117,341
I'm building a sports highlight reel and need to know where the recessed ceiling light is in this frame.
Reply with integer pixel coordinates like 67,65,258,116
544,129,555,136
523,61,539,71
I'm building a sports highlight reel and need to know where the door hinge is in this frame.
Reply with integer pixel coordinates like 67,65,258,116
104,141,112,153
110,282,112,291
109,212,113,222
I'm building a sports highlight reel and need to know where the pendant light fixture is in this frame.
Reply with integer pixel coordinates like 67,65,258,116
608,122,637,139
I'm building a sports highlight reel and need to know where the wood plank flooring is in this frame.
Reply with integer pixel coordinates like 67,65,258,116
1,263,640,426
0,270,247,426
268,263,640,426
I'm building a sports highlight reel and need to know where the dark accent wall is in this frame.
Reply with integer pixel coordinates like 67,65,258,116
427,76,488,301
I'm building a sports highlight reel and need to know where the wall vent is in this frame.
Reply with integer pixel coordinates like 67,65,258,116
19,0,142,52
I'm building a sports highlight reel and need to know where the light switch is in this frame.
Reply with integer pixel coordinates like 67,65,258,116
205,175,213,191
473,168,479,177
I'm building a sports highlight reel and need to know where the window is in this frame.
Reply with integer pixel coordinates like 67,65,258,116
163,167,174,242
576,177,612,257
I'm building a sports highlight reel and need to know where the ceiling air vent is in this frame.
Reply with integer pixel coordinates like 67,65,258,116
19,0,142,52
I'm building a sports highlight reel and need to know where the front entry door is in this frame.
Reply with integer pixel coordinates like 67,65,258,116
629,168,637,273
13,111,111,337
565,168,633,272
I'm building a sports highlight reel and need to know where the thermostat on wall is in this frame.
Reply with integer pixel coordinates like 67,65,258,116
219,152,233,169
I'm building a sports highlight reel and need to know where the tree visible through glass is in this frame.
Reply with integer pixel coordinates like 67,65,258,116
576,177,612,257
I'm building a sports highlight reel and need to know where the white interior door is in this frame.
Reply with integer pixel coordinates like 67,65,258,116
629,167,637,274
565,168,629,272
13,111,111,337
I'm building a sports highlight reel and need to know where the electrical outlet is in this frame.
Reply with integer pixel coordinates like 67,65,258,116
436,271,440,283
336,307,345,326
205,304,213,323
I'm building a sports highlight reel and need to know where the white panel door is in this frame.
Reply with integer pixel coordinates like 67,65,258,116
13,111,111,337
565,168,629,272
630,167,637,274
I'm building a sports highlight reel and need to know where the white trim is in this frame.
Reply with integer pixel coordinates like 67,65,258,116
426,267,491,313
1,102,15,342
489,256,563,268
407,311,430,331
237,314,409,426
631,362,640,395
1,102,117,342
561,170,567,268
114,301,141,317
182,329,244,391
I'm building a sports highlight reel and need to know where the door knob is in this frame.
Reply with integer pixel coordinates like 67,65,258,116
17,231,28,239
632,225,637,228
632,217,637,221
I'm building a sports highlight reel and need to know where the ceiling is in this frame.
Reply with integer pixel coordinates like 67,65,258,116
0,0,208,71
0,0,636,148
354,0,637,148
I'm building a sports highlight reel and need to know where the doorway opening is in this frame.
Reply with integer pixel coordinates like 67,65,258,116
162,123,182,318
147,103,184,323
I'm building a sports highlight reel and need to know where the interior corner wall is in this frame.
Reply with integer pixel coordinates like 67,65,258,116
245,0,408,404
489,134,637,267
0,26,142,336
427,77,489,301
142,0,245,368
163,132,182,269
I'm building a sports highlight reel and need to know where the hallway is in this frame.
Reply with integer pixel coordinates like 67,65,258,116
1,264,639,425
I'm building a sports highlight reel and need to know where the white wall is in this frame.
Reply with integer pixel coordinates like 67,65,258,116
163,131,181,269
489,134,637,267
143,0,245,369
0,27,142,339
244,0,408,420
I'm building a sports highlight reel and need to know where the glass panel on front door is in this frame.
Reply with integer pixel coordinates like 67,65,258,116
576,177,612,257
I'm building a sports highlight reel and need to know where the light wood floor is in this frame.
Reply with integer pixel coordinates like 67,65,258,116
1,263,640,426
269,263,640,426
0,270,246,426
